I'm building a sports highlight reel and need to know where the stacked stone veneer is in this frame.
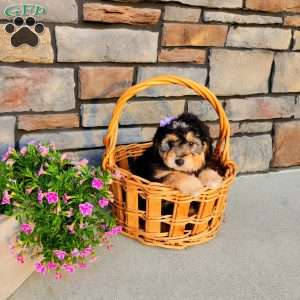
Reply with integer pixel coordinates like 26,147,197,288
0,0,300,173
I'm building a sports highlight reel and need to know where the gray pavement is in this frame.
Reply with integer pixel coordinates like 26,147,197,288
9,169,300,300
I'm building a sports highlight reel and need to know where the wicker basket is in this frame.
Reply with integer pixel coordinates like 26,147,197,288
102,75,237,249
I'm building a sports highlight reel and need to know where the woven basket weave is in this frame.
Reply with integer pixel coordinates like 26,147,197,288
102,75,237,249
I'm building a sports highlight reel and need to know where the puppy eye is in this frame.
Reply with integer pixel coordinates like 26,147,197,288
168,141,175,148
160,142,170,152
188,142,195,146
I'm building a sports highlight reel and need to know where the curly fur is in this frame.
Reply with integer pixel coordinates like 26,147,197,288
132,113,213,183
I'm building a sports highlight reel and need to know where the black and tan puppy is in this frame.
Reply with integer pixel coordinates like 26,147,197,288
132,113,222,196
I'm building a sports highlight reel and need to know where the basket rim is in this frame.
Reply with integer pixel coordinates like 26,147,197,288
109,142,237,200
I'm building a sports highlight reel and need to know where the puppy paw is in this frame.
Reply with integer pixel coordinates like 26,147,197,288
198,168,223,189
163,172,203,196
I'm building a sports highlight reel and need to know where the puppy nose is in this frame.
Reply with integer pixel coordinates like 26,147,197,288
175,158,184,166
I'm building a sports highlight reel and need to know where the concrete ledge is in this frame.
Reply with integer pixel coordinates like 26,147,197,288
0,216,35,300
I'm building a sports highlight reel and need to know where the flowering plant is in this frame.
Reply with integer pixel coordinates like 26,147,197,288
0,161,13,215
0,143,120,279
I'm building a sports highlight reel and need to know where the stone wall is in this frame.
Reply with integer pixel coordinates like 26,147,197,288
0,0,300,173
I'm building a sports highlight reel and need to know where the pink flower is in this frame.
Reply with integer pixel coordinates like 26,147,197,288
66,208,73,218
20,147,27,156
71,248,80,257
1,146,14,161
6,159,15,166
60,153,69,161
46,192,59,204
79,246,93,258
37,190,44,204
62,264,75,273
113,226,122,234
113,171,123,180
89,256,98,263
49,143,56,151
37,165,45,176
105,226,122,237
79,223,86,229
26,187,33,194
9,243,16,255
67,224,75,234
21,223,33,235
55,272,62,280
63,193,72,204
79,222,87,229
47,262,58,270
53,250,67,260
16,255,24,264
78,263,88,269
1,191,10,205
79,202,94,217
98,198,109,208
35,262,46,274
91,178,103,190
79,159,88,167
38,145,49,157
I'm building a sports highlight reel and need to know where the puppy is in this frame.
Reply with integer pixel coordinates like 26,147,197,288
132,113,222,196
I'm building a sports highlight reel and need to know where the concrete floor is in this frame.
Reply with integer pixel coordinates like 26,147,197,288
9,169,300,300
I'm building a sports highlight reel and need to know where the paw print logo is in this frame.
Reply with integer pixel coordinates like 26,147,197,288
5,16,44,47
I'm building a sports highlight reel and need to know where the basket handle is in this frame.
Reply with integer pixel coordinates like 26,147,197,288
102,75,231,170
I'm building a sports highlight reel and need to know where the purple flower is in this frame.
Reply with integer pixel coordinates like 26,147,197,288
105,226,122,237
60,153,69,161
53,250,67,260
160,116,176,127
26,187,33,195
6,159,15,166
71,248,80,257
79,202,94,217
66,208,73,218
46,192,59,204
35,262,46,274
79,246,93,258
78,263,88,269
79,222,87,229
1,191,10,205
113,171,123,180
1,146,14,161
37,165,45,176
89,256,98,263
49,143,56,150
62,264,75,273
37,190,44,204
98,198,109,208
91,178,103,190
16,255,24,264
47,262,57,270
38,145,49,157
20,147,28,156
21,223,33,235
67,224,75,234
78,159,88,167
63,193,72,204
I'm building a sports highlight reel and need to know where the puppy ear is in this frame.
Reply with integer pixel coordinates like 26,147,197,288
153,126,167,150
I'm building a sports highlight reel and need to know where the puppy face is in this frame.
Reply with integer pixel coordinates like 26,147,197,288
153,113,212,172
